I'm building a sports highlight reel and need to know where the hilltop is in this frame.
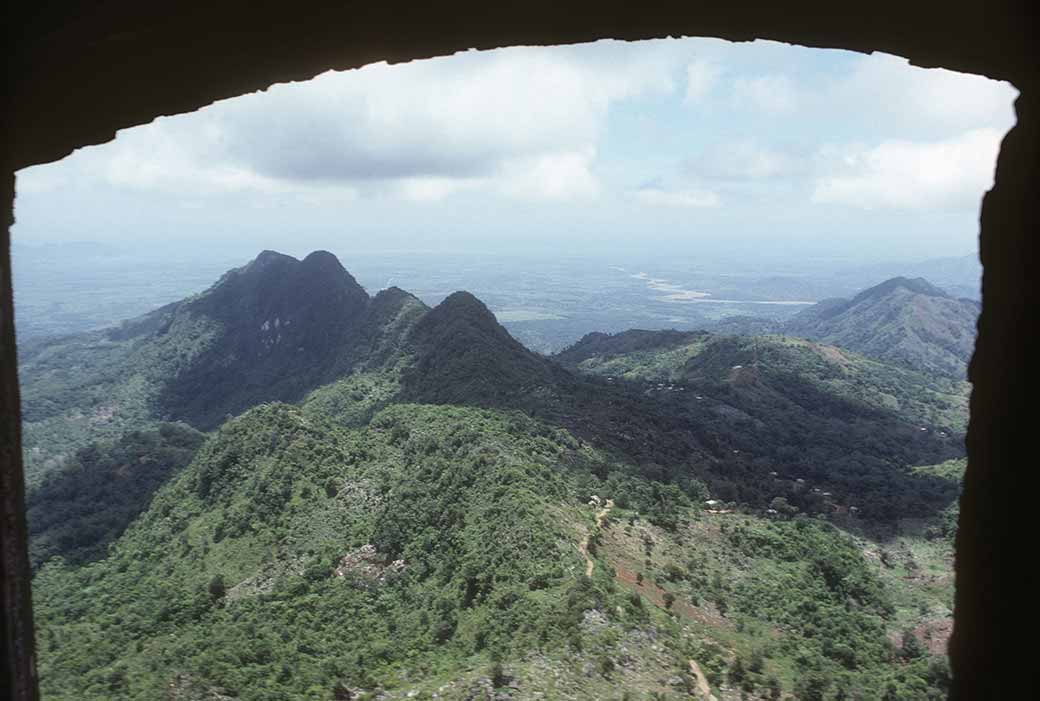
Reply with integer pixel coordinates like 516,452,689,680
784,277,979,378
18,251,426,484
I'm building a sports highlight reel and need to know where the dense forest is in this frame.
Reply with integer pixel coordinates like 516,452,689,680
22,251,967,700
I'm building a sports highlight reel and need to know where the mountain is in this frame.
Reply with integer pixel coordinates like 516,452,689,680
21,251,967,523
780,277,979,378
403,291,564,406
707,277,979,378
836,254,981,300
23,251,963,700
18,250,427,484
707,315,784,336
557,329,969,431
557,329,966,520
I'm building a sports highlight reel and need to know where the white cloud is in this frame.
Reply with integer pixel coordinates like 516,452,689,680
684,60,720,104
833,53,1017,133
394,176,476,203
19,41,677,204
18,114,298,197
687,141,807,180
732,74,798,114
497,150,601,201
811,128,1003,209
14,37,1018,258
634,186,720,208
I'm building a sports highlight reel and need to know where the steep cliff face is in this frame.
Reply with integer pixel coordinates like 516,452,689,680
114,251,433,428
18,251,430,481
154,250,375,427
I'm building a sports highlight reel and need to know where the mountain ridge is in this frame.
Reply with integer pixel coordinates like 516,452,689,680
785,275,978,378
707,276,979,378
23,250,965,700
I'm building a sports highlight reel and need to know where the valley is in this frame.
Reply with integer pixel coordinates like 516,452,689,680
19,250,972,700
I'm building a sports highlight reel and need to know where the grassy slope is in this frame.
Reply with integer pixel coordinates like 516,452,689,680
32,398,615,699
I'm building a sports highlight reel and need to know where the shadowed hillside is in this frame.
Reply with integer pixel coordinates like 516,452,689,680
18,251,427,483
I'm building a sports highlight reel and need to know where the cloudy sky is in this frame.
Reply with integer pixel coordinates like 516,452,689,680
13,37,1018,263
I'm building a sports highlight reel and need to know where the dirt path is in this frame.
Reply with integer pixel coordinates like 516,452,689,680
687,659,718,701
578,499,614,578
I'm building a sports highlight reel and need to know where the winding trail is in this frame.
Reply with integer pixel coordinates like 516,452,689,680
577,503,720,700
578,499,614,578
687,659,718,701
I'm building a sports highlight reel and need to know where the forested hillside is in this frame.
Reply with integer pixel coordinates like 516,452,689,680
18,251,427,485
23,251,966,700
784,277,979,378
557,330,966,524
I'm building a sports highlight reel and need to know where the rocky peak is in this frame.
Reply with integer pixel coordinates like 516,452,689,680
852,276,950,304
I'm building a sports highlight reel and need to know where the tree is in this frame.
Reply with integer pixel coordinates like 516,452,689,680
770,496,798,516
794,671,831,701
207,574,226,601
901,629,925,659
728,656,746,685
749,648,765,674
767,675,782,700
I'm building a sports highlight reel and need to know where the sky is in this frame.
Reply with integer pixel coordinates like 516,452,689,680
12,37,1019,264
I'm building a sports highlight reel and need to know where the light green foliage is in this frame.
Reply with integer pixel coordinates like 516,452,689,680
595,508,951,700
301,370,403,428
574,334,711,382
32,400,659,699
913,458,967,484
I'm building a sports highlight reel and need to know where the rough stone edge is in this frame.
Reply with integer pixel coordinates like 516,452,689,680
1,168,38,699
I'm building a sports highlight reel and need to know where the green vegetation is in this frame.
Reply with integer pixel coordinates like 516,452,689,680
18,253,427,485
32,401,675,699
31,398,953,699
558,330,966,525
560,331,968,431
595,506,952,699
26,423,204,569
24,252,967,699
